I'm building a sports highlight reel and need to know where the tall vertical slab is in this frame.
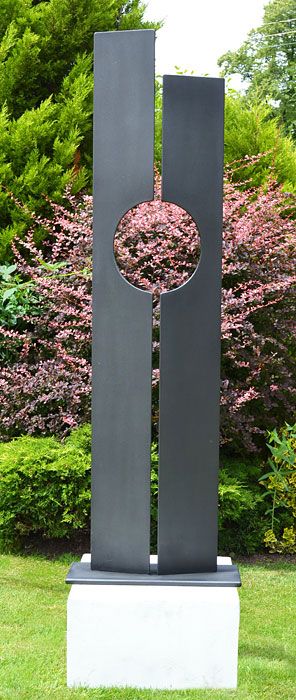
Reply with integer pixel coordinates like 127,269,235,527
158,76,224,574
91,30,155,573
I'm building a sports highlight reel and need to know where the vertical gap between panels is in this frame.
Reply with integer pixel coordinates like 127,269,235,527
113,180,201,558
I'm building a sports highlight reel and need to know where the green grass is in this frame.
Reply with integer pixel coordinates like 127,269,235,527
0,555,295,700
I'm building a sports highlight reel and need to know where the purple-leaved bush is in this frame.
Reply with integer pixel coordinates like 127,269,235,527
0,173,295,452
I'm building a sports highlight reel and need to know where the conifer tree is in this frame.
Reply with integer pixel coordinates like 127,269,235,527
218,0,296,140
0,0,159,259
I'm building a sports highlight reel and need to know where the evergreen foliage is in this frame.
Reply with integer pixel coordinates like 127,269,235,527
224,92,296,190
0,425,275,554
154,79,296,190
0,0,159,260
0,424,91,549
218,0,296,140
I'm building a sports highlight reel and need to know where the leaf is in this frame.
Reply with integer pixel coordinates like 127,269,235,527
0,264,17,281
2,287,16,303
260,472,274,480
5,264,17,275
37,259,67,271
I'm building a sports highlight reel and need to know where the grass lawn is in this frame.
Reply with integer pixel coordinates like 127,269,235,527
0,554,295,700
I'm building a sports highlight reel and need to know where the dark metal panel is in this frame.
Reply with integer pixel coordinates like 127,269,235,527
91,30,155,573
158,76,224,574
66,562,241,587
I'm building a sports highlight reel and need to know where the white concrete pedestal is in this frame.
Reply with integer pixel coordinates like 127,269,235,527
67,555,240,689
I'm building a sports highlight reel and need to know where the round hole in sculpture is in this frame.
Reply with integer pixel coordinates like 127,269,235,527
114,186,200,295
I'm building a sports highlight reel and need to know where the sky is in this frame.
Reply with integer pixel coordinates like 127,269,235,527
144,0,267,88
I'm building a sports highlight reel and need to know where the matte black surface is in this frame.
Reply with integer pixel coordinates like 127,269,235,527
66,562,241,587
91,30,155,573
158,76,224,574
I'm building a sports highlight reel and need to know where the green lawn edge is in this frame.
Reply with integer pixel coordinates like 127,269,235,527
0,555,295,700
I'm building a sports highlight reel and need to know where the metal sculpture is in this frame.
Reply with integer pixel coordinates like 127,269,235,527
66,29,240,588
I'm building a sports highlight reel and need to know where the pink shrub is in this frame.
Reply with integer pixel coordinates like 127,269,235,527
0,194,92,436
0,175,295,452
220,180,295,450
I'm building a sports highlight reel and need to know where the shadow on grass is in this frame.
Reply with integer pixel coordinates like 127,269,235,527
240,640,296,669
235,554,296,571
2,534,296,571
2,531,91,561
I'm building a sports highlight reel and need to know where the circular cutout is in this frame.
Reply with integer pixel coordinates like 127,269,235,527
114,185,200,296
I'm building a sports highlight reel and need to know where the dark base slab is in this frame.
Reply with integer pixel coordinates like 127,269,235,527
66,561,241,587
